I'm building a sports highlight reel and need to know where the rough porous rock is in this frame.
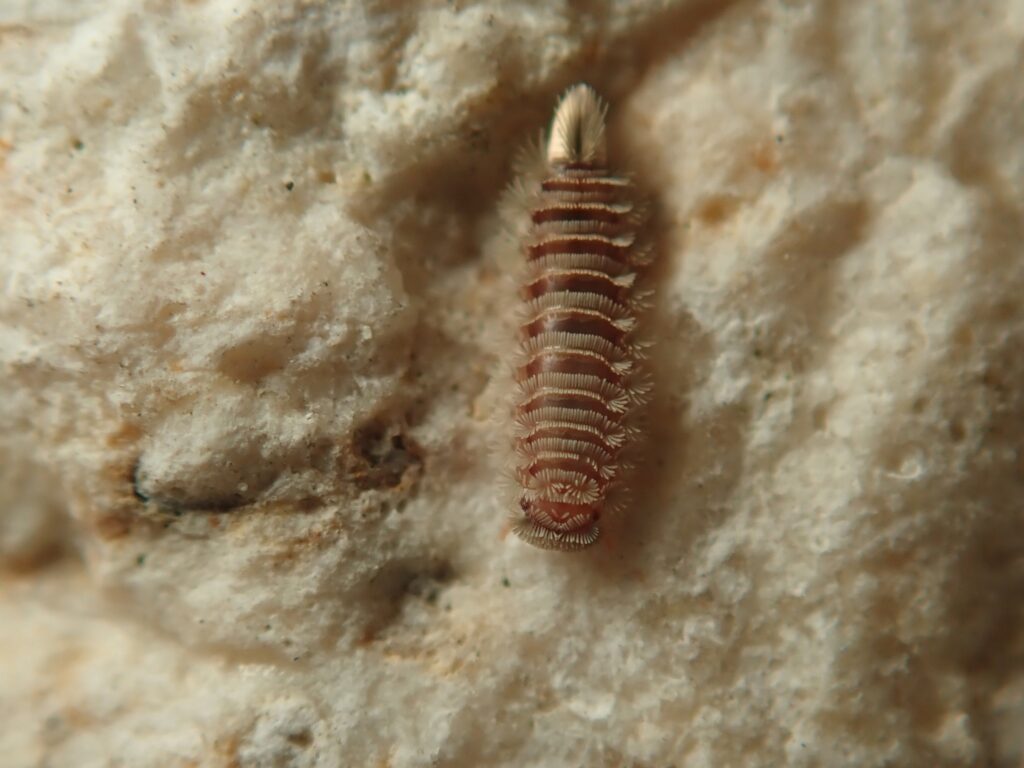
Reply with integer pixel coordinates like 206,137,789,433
2,1,1023,766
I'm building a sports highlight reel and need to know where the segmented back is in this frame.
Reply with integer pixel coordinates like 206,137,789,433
511,84,647,552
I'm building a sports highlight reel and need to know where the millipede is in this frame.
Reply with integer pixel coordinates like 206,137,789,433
509,83,650,552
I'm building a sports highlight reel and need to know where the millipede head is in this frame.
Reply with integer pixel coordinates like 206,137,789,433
510,515,601,552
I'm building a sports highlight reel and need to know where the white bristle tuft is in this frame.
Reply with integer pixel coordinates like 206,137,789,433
546,84,608,167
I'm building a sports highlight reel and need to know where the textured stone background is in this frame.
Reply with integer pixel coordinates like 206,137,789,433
2,1,1023,766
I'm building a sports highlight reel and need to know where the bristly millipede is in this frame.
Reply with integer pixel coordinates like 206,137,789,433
510,84,650,552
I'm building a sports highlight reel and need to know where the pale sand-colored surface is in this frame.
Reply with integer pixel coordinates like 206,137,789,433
1,1,1023,766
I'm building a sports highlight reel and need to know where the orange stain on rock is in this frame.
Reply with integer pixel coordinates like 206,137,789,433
751,138,779,174
696,195,738,227
105,421,143,448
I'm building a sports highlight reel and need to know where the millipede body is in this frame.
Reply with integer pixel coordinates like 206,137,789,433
510,84,648,552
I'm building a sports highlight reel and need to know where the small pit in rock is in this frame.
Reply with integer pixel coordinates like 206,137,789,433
360,558,455,644
347,419,423,492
